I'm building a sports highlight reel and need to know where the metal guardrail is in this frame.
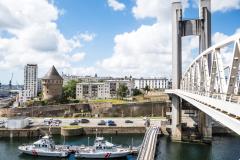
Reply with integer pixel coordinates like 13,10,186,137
171,90,240,135
137,126,159,160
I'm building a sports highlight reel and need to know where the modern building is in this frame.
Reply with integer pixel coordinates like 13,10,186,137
18,89,33,105
134,77,169,90
105,80,133,98
24,64,38,97
62,74,113,86
42,66,63,101
76,82,110,99
37,78,42,93
76,80,133,100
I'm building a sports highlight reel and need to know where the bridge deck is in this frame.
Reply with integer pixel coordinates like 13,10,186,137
137,126,159,160
166,89,240,135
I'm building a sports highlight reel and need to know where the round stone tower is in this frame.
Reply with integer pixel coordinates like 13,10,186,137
42,66,63,101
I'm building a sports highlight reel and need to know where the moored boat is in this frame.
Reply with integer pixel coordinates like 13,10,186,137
75,137,130,159
18,135,68,157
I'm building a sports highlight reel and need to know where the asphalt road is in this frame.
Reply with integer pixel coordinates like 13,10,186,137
0,117,165,127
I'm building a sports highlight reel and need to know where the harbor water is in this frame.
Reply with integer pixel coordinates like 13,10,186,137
0,134,239,160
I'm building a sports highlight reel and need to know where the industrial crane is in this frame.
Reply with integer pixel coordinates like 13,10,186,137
9,73,13,90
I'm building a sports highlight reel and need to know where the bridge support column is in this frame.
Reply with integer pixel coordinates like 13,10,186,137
171,96,182,141
199,111,212,143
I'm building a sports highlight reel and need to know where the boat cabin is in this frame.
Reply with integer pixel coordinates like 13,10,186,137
94,137,115,150
33,136,55,149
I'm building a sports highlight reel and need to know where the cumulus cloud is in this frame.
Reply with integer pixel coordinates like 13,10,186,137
63,66,97,76
107,0,125,11
211,29,240,68
193,0,240,12
78,32,96,42
212,0,240,12
0,0,94,80
71,52,86,62
99,0,240,78
98,0,196,77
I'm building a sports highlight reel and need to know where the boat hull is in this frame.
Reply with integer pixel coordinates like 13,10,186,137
18,146,68,157
75,151,130,159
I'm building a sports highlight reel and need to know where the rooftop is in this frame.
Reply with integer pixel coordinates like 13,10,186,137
42,66,63,80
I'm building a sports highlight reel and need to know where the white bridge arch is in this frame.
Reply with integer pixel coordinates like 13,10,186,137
167,33,240,135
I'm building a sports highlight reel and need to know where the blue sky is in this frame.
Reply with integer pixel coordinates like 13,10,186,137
0,0,239,84
54,0,153,67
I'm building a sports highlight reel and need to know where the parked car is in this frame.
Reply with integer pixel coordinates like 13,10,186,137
0,124,4,128
43,118,53,123
0,120,5,124
50,122,59,126
80,119,89,123
70,121,79,125
97,120,106,125
107,120,116,126
0,121,5,128
125,120,133,123
52,119,62,124
26,117,33,125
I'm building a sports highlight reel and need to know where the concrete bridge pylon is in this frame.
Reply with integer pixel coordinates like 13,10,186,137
171,0,212,142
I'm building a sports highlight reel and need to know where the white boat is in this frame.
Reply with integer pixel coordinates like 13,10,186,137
75,137,130,159
18,135,68,157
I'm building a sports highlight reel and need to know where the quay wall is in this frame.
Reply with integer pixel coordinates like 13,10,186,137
0,126,233,138
0,128,40,138
0,126,146,138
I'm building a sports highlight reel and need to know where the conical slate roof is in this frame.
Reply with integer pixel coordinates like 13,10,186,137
42,66,63,80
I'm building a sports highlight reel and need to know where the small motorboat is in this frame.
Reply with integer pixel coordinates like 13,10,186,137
75,136,130,159
18,135,68,157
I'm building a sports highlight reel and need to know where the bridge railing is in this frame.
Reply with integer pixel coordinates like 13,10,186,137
180,33,240,103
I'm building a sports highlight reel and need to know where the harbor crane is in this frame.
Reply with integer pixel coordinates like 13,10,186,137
9,73,13,90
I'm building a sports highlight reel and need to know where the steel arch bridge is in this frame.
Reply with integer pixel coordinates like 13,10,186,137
167,33,240,135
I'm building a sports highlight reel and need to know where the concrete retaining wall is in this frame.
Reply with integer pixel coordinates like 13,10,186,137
0,128,40,138
0,126,146,138
61,127,84,136
83,127,146,135
0,101,169,118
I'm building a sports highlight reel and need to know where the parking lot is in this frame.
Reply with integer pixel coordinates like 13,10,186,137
0,117,165,128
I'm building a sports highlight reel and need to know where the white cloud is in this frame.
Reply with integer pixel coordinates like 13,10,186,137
212,32,229,44
193,0,240,12
98,23,171,77
107,0,125,11
212,0,240,12
98,0,196,78
63,66,97,76
212,29,240,68
71,52,86,62
78,32,96,42
0,0,94,81
132,0,189,22
132,0,170,22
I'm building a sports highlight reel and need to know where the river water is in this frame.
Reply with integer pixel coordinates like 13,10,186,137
0,134,239,160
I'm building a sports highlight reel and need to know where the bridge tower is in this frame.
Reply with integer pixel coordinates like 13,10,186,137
171,0,212,142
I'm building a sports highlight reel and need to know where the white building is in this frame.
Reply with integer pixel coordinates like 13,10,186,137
6,117,29,129
76,80,133,100
134,78,169,90
76,82,110,99
18,90,33,105
62,74,114,86
24,64,38,97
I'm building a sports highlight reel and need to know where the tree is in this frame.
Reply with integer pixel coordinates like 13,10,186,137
144,85,150,93
132,87,142,96
117,84,129,99
62,80,78,101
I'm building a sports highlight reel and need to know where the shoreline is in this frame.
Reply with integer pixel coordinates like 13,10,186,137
0,126,147,138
